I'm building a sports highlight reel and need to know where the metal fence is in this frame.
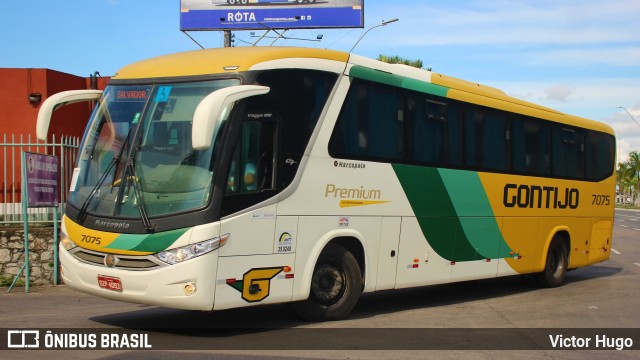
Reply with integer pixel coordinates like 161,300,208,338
1,134,80,224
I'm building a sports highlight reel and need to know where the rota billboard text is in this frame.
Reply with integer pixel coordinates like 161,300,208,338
180,0,364,31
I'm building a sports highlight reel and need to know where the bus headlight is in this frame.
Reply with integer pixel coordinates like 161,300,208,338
155,233,229,265
60,232,78,251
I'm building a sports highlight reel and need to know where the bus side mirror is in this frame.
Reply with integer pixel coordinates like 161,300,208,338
192,85,270,150
36,90,103,141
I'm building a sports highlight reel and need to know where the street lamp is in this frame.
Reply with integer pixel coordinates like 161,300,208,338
349,18,399,53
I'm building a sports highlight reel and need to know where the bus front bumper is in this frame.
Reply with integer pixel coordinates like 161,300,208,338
59,244,218,311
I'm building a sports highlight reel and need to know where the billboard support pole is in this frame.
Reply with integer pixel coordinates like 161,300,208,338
8,152,60,293
252,30,270,46
268,29,288,46
224,30,232,47
181,31,205,49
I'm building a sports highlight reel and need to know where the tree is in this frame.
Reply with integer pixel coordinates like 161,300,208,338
617,150,640,206
627,151,640,206
377,54,424,69
617,162,633,204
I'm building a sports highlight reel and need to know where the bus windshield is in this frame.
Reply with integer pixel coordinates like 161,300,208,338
69,79,240,222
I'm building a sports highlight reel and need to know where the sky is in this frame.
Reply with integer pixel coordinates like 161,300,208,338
2,0,640,162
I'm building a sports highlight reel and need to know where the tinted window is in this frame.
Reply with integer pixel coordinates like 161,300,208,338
464,107,507,171
585,131,615,181
328,75,614,183
512,117,550,175
221,69,338,216
329,80,404,161
552,127,585,179
256,69,338,188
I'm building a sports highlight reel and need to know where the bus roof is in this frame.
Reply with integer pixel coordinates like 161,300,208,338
112,47,349,80
112,46,613,135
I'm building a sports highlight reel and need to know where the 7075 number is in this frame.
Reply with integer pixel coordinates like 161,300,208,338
81,234,102,245
592,194,610,206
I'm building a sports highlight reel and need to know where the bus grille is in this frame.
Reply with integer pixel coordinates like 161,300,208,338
70,249,164,270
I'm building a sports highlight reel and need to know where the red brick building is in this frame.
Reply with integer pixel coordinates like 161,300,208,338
0,68,109,204
0,68,109,141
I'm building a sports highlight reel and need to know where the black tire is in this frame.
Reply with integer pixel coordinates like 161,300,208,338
290,244,362,321
535,237,568,288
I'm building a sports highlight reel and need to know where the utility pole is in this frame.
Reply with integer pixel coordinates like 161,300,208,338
224,30,232,47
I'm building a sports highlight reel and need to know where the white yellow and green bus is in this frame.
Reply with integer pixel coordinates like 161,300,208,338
36,47,616,321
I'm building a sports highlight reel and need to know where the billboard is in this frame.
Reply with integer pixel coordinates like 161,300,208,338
180,0,364,31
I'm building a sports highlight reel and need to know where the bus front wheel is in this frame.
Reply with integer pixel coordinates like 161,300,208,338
535,237,568,288
291,244,361,321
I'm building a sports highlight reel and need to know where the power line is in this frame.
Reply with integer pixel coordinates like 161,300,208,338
618,106,640,130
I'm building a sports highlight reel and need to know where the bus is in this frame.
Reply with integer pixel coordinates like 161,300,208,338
36,47,616,321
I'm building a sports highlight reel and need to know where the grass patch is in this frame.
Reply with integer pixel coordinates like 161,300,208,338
0,275,25,287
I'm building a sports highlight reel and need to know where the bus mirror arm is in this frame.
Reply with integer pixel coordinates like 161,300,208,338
192,85,270,150
36,90,103,141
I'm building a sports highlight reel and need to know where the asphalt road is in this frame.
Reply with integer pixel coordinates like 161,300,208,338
1,209,639,359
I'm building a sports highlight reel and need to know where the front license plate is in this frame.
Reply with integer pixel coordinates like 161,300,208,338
98,275,123,292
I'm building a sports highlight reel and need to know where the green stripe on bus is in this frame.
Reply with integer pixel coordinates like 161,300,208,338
349,66,449,98
105,228,190,253
438,169,513,259
392,164,513,261
349,66,403,87
392,164,482,261
401,78,449,98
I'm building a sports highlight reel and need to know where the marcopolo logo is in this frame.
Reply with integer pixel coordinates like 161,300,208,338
333,160,366,169
95,219,130,230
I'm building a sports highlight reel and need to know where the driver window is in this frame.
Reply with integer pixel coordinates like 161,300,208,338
226,113,277,194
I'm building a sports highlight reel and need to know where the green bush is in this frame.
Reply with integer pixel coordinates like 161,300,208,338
0,275,25,287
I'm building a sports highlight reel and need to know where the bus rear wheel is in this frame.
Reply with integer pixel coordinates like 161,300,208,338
535,237,568,288
291,244,361,321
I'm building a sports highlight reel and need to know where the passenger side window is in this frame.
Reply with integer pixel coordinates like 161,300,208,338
410,98,445,164
464,107,507,171
552,127,585,179
585,131,615,181
512,117,550,175
329,80,404,161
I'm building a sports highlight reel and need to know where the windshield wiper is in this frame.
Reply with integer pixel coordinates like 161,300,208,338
123,158,154,232
77,128,132,223
111,127,155,232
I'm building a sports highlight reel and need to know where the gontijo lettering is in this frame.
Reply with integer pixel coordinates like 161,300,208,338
503,183,579,209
